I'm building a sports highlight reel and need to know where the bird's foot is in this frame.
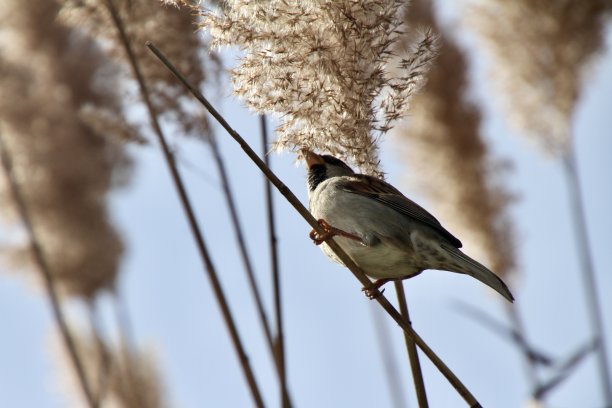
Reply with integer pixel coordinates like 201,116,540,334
309,219,364,246
361,279,390,300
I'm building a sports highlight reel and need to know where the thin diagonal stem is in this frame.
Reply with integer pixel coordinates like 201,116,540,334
87,302,112,407
503,302,541,396
103,3,264,406
209,132,274,348
208,127,292,404
563,143,612,405
147,42,481,407
260,115,290,407
395,281,428,407
110,289,141,407
205,130,279,363
0,134,97,408
369,305,408,408
112,289,136,362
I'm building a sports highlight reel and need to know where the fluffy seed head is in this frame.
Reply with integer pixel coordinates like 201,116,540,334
0,0,131,299
468,0,612,156
60,0,218,140
203,0,438,177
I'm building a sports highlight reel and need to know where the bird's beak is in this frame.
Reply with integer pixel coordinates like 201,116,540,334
302,149,324,169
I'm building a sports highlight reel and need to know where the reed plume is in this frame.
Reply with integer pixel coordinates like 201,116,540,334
468,0,612,156
0,0,131,299
202,0,437,177
469,1,612,404
398,0,517,281
53,332,168,408
60,0,216,140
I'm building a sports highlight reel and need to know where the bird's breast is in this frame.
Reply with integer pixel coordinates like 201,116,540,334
309,180,423,279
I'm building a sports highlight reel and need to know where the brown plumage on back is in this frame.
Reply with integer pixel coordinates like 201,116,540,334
339,175,463,248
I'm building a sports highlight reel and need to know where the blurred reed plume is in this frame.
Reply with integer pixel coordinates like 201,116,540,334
467,0,612,156
53,332,167,408
202,0,437,177
397,0,517,281
469,1,612,404
0,0,132,299
60,0,217,140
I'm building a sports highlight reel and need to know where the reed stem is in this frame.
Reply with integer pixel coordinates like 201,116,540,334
260,115,290,407
104,3,265,405
395,281,428,407
0,134,97,408
563,143,612,405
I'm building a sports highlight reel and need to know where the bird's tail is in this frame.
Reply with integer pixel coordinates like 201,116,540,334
440,243,514,302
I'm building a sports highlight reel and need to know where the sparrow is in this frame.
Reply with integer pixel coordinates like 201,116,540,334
303,150,514,302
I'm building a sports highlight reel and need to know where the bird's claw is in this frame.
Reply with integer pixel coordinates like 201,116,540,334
361,278,391,300
362,285,385,300
309,219,332,245
309,219,364,246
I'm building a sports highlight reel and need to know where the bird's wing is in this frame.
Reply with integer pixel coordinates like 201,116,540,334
339,174,463,248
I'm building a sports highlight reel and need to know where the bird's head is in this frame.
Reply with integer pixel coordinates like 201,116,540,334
302,150,355,191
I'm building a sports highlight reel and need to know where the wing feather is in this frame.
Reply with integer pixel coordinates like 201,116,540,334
339,175,463,248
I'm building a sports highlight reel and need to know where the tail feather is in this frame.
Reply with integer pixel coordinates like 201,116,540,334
441,243,514,302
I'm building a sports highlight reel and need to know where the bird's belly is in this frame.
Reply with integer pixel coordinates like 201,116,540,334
321,238,422,280
310,179,422,279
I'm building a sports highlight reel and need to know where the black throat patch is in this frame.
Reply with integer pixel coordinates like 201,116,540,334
307,164,327,192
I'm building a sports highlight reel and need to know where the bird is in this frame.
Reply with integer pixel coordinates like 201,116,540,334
302,149,514,302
